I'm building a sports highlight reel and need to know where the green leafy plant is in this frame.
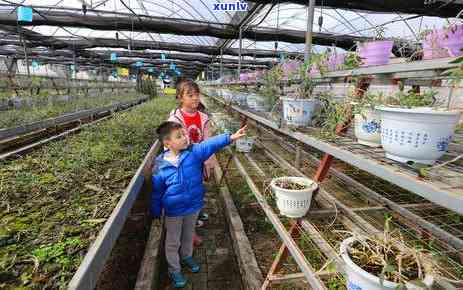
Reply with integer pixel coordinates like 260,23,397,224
261,65,283,107
343,52,362,70
442,55,463,85
296,60,316,99
313,93,351,140
386,90,437,108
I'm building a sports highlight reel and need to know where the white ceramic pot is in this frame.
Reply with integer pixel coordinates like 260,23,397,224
377,106,462,164
340,237,434,290
354,109,382,147
281,97,317,127
235,137,254,153
270,177,318,218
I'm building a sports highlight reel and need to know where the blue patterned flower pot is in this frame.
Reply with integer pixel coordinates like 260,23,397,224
354,109,382,147
377,106,462,164
341,237,434,290
281,97,317,127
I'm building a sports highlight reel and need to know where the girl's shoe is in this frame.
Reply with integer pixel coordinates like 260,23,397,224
169,271,187,288
182,256,200,273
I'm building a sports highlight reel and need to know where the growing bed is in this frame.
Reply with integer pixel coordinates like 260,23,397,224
0,96,176,289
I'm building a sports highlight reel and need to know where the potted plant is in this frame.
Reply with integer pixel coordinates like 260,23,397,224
340,217,436,290
270,176,318,218
256,65,282,112
352,92,387,147
376,90,462,164
281,61,319,127
357,27,394,67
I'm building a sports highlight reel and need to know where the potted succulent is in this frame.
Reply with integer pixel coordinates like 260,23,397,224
352,92,387,147
281,61,319,127
341,217,436,290
357,27,394,67
376,90,462,164
270,177,318,218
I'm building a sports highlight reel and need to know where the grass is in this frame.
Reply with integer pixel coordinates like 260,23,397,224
0,91,140,129
0,96,176,290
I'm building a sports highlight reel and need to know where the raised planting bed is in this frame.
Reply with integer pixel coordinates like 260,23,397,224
0,93,142,129
0,97,176,289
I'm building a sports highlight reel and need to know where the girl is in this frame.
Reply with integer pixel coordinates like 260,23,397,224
168,79,216,245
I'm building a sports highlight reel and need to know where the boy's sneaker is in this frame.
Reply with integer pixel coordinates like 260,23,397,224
169,271,187,288
195,220,204,228
198,212,209,222
182,256,200,273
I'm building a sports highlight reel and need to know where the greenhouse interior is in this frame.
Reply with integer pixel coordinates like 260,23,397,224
1,0,463,289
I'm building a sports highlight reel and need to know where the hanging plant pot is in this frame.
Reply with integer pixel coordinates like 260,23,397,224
270,177,318,218
354,109,382,147
281,97,317,127
340,237,434,290
357,40,393,67
235,136,255,153
246,93,271,112
377,106,462,164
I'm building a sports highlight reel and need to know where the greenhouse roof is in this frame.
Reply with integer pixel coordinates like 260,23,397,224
0,0,461,76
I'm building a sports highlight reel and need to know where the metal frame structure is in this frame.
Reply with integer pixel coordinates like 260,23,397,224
204,92,463,289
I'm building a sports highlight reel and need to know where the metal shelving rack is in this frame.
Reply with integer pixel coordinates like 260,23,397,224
202,57,463,289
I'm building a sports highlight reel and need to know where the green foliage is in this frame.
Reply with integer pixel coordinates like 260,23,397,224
314,93,351,140
0,97,176,289
343,52,362,70
442,55,463,85
0,92,141,128
386,90,436,108
262,65,283,107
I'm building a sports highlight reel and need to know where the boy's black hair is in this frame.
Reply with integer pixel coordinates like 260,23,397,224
156,121,183,142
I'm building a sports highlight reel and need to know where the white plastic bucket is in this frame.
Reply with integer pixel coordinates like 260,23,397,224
270,177,318,218
281,97,317,127
376,106,461,164
354,109,382,147
340,237,433,290
235,137,254,153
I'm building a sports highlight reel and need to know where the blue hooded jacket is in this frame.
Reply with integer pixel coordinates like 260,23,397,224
151,133,231,217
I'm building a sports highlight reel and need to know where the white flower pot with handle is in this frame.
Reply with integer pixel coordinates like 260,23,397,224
376,106,462,164
235,136,254,153
354,109,382,147
281,97,317,127
270,177,318,218
340,237,434,290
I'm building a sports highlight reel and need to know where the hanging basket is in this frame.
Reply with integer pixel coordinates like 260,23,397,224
270,177,318,218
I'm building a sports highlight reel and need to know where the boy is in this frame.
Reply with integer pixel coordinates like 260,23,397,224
151,121,246,288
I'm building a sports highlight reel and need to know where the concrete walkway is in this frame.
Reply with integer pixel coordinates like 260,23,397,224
161,186,243,290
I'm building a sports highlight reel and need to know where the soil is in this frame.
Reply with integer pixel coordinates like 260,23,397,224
349,240,419,282
274,179,308,190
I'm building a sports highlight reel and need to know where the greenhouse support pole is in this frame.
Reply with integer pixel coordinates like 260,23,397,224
304,0,316,62
220,48,224,79
238,27,242,77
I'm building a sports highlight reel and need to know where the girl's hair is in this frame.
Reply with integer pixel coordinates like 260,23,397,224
176,78,199,99
176,78,207,112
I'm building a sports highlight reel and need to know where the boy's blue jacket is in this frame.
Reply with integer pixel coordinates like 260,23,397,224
151,133,231,217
